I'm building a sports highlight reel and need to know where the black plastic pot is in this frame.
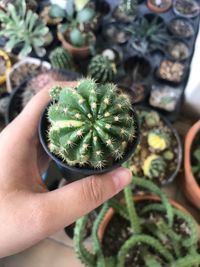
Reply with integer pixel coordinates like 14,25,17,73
5,70,81,124
135,105,183,185
38,102,140,183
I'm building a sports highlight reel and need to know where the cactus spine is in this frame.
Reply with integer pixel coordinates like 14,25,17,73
47,78,135,169
49,47,73,70
88,55,116,83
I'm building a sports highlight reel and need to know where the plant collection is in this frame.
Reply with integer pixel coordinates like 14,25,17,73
0,0,199,265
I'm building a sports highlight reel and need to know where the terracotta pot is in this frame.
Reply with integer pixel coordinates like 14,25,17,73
98,195,191,242
184,120,200,209
57,31,95,59
147,0,172,13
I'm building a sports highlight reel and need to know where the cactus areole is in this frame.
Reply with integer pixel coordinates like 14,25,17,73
39,79,139,175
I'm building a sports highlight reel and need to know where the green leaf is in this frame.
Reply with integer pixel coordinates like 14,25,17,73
5,38,17,52
74,0,90,11
76,7,95,23
49,5,66,18
19,43,32,57
194,148,200,162
66,0,74,19
58,23,68,33
70,28,84,47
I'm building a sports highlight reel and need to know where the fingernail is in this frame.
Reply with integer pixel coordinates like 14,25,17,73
111,167,132,192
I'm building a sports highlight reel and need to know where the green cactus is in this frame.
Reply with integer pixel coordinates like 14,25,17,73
47,78,136,169
123,0,138,15
88,55,117,83
49,47,74,70
148,129,171,151
142,154,167,179
143,111,160,128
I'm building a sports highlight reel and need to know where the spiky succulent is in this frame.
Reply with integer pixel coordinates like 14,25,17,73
148,129,171,151
143,154,167,179
74,176,200,267
123,0,138,15
47,78,136,169
88,55,117,83
0,0,49,57
126,17,169,54
49,47,74,70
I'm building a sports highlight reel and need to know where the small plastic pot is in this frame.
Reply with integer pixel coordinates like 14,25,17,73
173,0,200,18
38,103,140,183
147,0,172,13
168,18,195,39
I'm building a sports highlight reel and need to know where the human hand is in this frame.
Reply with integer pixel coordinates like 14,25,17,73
0,82,132,258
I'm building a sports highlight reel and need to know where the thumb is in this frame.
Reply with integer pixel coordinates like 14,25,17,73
36,167,132,237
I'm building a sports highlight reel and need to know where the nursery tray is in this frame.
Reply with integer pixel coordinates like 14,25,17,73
94,0,200,122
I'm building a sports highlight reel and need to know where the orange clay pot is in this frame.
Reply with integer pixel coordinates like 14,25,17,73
57,31,95,59
147,0,172,13
184,120,200,209
98,195,192,242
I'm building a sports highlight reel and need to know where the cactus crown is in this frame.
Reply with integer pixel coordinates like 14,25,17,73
47,78,136,169
88,55,117,83
148,129,171,151
74,177,200,266
143,154,167,179
49,47,73,70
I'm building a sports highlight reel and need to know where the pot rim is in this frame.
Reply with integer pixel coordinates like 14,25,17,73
98,194,190,242
184,120,200,189
147,0,172,13
173,0,200,18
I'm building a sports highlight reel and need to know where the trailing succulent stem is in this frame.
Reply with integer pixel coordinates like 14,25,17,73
48,78,136,169
49,47,74,70
88,55,117,83
74,176,200,266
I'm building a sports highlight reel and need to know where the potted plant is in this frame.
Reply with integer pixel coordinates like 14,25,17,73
74,176,200,266
157,60,185,84
50,0,96,58
184,120,200,209
0,0,49,58
126,16,169,55
0,49,12,85
166,39,190,62
49,47,74,71
168,18,194,39
147,0,172,13
129,108,182,185
88,54,117,83
173,0,200,18
122,0,138,15
39,78,139,181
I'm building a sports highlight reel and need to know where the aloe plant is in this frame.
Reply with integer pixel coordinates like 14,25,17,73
50,0,95,47
47,78,136,169
0,0,49,57
126,17,169,54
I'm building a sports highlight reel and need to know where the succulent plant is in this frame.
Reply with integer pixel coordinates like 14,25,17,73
141,111,160,128
47,78,136,169
49,47,74,70
126,17,169,54
88,55,117,83
163,150,174,161
74,176,200,266
148,129,171,151
123,0,138,15
50,0,96,47
143,154,167,179
0,0,49,57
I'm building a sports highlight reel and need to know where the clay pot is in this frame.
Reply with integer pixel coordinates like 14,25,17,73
184,120,200,209
98,195,191,241
147,0,172,13
57,31,95,59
